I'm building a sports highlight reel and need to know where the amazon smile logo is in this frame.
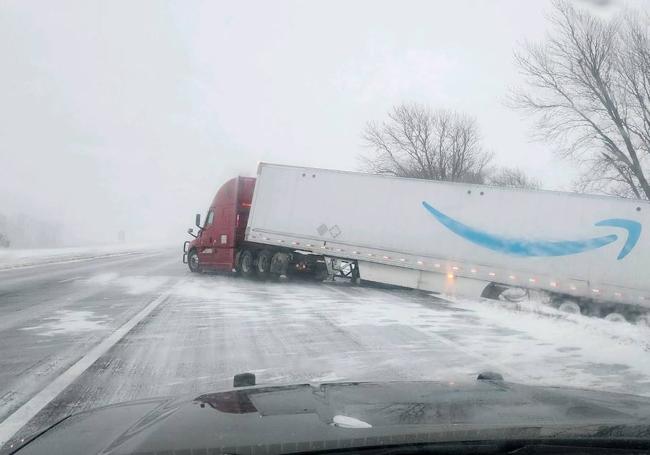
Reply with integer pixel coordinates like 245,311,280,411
422,201,641,260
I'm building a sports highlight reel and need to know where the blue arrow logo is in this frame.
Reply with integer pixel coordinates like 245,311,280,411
422,201,641,260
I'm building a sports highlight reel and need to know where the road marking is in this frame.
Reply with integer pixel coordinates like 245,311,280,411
57,276,83,283
0,283,177,449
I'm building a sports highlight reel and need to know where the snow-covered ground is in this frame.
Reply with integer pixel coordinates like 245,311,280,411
165,276,650,396
2,249,650,450
0,243,168,270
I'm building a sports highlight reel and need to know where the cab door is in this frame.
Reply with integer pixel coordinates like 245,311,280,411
213,205,236,270
197,209,217,265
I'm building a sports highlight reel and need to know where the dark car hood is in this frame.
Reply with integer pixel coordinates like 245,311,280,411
13,379,650,454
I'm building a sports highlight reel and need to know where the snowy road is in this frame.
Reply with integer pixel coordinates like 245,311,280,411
1,248,650,451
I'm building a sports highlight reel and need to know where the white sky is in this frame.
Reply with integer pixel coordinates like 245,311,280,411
0,0,646,245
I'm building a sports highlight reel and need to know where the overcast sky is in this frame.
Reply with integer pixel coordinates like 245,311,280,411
0,0,646,245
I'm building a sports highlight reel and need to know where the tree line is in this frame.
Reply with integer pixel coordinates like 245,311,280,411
360,0,650,199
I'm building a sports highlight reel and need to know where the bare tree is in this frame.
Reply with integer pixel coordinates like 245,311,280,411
487,167,541,189
512,0,650,199
361,104,493,184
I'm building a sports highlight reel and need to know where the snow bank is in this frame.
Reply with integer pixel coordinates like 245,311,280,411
0,243,165,270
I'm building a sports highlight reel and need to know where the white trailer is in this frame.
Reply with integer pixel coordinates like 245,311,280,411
246,163,649,315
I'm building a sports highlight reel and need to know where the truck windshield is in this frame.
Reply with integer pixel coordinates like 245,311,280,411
1,1,650,454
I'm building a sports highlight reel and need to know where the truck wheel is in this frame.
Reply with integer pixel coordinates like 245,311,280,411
637,314,650,327
312,261,329,281
270,251,289,279
256,249,273,279
238,249,256,278
605,312,626,323
558,301,581,315
188,249,201,273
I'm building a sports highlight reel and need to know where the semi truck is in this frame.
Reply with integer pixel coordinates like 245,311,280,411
183,163,649,322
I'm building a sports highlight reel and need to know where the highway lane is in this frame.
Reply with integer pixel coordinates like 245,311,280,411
1,249,650,451
0,250,179,426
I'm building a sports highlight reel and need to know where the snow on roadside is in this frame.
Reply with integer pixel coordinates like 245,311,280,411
447,297,650,389
0,243,165,270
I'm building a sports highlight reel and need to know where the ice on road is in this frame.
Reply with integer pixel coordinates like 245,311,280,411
1,248,650,450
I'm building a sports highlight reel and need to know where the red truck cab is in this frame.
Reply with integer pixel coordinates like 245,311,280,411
183,174,329,280
183,177,256,272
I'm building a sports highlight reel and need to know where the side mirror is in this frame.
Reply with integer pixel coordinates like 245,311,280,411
187,227,197,239
195,213,201,228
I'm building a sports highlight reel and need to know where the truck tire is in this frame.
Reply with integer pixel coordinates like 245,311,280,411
188,249,201,273
558,301,581,315
238,249,256,278
605,312,626,323
312,261,329,281
270,251,289,279
256,249,273,279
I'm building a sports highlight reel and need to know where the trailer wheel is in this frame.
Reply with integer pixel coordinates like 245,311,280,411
188,249,201,273
558,301,581,315
238,249,256,278
605,312,626,323
256,249,273,279
637,315,650,327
